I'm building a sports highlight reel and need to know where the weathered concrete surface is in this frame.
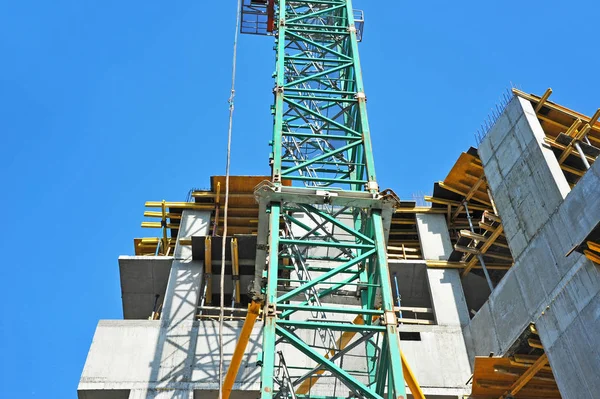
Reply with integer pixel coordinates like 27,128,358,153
79,320,471,399
427,268,470,327
414,214,470,327
82,200,473,398
469,96,600,398
78,320,262,399
162,210,210,325
119,256,173,320
399,325,471,397
478,96,570,260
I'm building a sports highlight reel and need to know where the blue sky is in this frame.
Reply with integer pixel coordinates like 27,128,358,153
1,1,599,397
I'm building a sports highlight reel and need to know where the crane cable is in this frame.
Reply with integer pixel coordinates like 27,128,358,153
219,1,242,399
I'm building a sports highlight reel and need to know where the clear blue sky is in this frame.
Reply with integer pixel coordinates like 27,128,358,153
1,1,598,397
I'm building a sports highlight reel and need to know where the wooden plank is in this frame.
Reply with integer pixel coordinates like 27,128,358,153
513,89,600,133
397,318,434,325
395,207,446,214
426,260,511,270
459,230,488,242
508,354,549,397
462,224,505,276
424,195,490,211
587,240,600,252
395,306,433,314
534,88,553,112
583,249,600,264
438,181,492,206
528,338,544,349
471,357,560,399
455,244,481,255
387,246,419,252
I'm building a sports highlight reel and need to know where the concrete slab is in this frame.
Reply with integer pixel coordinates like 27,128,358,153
119,256,173,320
78,390,130,399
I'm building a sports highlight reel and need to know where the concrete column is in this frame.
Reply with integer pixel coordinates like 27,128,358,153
427,268,470,327
415,214,470,327
161,210,210,325
415,213,453,260
478,96,570,260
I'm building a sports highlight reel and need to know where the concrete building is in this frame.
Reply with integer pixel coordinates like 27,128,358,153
79,89,600,399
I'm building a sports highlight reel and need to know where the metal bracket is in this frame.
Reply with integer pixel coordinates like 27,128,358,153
347,25,356,33
265,303,277,317
355,91,366,100
316,190,338,204
365,181,379,192
382,310,398,326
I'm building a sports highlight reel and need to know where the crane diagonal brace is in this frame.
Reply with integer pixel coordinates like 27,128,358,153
241,1,409,398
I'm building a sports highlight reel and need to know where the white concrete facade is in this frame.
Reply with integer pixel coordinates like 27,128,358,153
79,208,474,398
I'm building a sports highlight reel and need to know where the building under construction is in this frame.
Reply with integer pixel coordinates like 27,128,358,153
78,1,600,398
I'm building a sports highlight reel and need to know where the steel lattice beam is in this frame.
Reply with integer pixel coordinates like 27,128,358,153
242,1,407,398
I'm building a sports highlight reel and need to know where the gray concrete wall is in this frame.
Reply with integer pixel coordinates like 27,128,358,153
399,324,471,397
79,319,472,398
162,210,210,325
468,96,600,398
415,214,470,327
416,214,454,261
478,96,570,260
80,205,474,398
78,320,262,399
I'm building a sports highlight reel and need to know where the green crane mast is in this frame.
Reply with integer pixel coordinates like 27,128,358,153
241,1,407,398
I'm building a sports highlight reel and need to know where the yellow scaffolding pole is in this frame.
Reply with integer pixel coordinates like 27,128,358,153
205,236,212,305
222,301,261,399
230,238,241,306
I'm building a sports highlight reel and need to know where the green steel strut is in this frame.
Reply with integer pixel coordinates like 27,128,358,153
240,1,407,398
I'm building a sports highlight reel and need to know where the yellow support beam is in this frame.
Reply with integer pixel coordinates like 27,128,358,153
584,249,600,264
231,238,241,305
500,353,548,399
558,123,591,164
401,350,426,399
222,301,261,399
534,88,552,113
461,224,504,277
144,211,182,219
141,222,179,229
145,201,215,210
205,236,212,305
161,200,169,255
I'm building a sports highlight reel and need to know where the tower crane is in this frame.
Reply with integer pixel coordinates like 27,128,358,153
224,1,424,398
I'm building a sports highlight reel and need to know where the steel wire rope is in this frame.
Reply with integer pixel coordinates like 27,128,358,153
219,0,242,398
